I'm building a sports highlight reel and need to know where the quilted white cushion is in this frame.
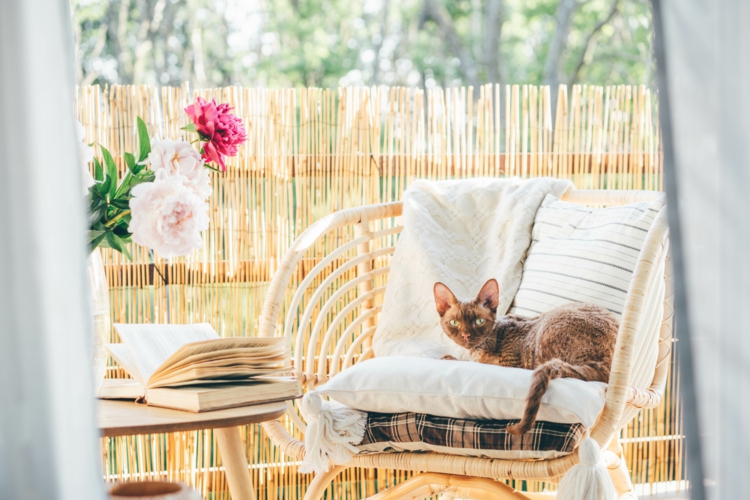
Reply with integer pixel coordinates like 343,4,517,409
372,178,572,359
318,357,606,427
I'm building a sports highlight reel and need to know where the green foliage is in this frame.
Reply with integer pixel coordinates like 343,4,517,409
181,123,198,134
86,128,154,260
70,0,654,89
137,118,151,163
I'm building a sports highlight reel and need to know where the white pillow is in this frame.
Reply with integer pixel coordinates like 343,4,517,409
509,194,666,317
317,357,606,428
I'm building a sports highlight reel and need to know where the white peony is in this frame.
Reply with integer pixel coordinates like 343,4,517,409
128,174,210,258
147,138,212,199
76,120,96,193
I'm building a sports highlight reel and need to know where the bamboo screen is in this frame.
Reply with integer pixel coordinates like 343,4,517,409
75,83,682,498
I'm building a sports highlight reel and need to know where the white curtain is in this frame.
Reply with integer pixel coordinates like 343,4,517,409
660,1,750,498
0,0,105,498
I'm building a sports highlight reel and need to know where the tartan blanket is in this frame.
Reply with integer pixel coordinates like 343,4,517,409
359,412,584,456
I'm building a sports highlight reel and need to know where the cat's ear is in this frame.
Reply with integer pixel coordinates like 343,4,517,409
477,279,499,313
434,282,457,316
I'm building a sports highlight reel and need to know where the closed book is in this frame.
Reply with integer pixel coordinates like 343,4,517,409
98,378,142,400
145,379,301,412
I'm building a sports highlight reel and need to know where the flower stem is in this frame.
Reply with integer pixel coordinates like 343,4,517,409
203,163,222,173
105,210,131,228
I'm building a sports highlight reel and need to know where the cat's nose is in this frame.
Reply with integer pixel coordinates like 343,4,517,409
462,333,470,341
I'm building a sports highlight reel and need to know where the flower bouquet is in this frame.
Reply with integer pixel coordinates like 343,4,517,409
78,96,246,391
82,96,246,259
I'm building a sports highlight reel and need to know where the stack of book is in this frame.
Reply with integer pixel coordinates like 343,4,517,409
98,323,300,412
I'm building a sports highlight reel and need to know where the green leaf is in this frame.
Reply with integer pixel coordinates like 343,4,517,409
181,123,198,133
105,232,132,261
89,198,103,211
110,199,131,210
100,146,118,198
114,179,130,199
140,171,155,182
114,168,153,200
132,170,155,187
124,152,137,173
100,146,117,179
101,176,112,197
93,157,104,181
112,224,132,238
88,230,106,251
119,242,132,261
90,185,106,201
137,117,151,162
89,206,106,225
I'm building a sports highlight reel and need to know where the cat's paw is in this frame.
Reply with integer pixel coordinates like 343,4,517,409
441,354,458,360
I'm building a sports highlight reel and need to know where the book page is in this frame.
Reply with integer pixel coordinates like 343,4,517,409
97,378,143,399
105,343,145,387
113,323,219,385
149,375,299,389
156,359,290,382
157,346,289,375
148,336,287,386
149,365,292,388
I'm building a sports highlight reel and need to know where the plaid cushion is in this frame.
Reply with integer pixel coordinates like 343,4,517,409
359,412,584,455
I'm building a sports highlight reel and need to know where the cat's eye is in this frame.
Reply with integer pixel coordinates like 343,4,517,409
449,319,459,327
475,318,486,326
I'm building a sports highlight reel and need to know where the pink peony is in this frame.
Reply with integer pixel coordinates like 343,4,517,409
185,96,247,171
128,175,209,258
147,138,212,199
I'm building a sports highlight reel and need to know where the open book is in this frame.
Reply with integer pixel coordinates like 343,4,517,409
101,323,300,412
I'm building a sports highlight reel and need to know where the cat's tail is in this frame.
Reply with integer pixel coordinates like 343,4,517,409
507,359,601,435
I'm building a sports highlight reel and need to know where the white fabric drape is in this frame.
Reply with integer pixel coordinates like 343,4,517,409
0,0,105,498
660,1,750,498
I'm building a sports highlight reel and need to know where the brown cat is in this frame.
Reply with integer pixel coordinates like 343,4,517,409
434,278,618,435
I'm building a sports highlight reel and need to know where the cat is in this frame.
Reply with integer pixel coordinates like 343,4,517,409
434,278,618,435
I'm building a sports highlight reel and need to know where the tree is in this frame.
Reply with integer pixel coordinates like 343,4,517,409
543,0,578,92
418,0,504,88
71,0,232,87
70,0,654,91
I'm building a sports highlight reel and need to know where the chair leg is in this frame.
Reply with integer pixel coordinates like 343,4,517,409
607,438,637,500
303,465,347,500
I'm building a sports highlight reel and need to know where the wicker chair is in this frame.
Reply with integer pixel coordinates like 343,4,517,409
260,188,673,500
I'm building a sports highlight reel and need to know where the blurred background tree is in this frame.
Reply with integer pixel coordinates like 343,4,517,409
70,0,654,89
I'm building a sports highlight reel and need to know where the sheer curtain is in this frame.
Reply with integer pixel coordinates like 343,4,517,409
0,0,105,498
658,0,750,499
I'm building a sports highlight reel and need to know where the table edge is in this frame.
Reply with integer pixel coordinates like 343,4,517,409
100,404,287,437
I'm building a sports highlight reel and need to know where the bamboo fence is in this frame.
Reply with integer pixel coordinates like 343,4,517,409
75,83,681,498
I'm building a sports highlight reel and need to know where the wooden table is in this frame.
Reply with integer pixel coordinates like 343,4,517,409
98,400,287,500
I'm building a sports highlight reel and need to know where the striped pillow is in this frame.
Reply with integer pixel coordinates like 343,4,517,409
509,194,665,317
